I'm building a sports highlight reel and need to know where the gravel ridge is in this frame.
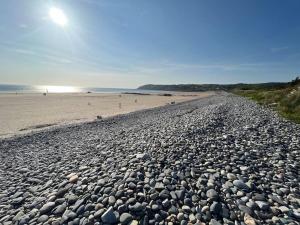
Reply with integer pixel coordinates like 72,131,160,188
0,93,299,225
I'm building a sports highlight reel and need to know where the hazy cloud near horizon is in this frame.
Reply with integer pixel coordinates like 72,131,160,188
0,0,300,87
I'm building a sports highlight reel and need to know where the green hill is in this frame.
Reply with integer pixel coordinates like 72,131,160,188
138,82,288,92
138,78,300,123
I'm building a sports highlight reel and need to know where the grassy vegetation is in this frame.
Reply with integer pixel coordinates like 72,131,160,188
138,82,288,92
232,77,300,124
138,77,300,123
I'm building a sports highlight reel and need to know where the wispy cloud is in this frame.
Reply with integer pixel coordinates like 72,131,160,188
12,48,36,55
133,61,276,75
271,46,289,53
77,0,127,8
0,42,73,65
0,41,134,72
0,40,286,82
19,24,28,29
14,48,73,65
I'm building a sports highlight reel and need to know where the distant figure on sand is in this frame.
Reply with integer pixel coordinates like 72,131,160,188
43,88,48,96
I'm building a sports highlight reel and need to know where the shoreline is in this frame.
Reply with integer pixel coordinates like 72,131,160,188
0,97,206,141
0,91,214,139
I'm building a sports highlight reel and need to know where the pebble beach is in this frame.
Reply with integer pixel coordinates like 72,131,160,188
0,93,299,225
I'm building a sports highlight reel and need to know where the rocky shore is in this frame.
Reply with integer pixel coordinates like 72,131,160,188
0,93,299,225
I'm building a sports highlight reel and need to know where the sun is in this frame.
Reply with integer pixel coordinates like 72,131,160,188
49,7,68,27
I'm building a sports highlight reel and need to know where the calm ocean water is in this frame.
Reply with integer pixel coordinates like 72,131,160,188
0,84,161,94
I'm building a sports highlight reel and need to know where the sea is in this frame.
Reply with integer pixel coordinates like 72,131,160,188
0,84,161,94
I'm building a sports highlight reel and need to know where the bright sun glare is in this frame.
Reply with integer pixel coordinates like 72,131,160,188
38,86,79,93
49,7,68,27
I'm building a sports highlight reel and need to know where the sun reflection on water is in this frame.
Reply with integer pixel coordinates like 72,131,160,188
36,85,81,93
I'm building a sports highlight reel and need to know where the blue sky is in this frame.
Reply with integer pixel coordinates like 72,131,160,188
0,0,300,88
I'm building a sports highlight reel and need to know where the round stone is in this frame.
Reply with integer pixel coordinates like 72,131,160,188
39,202,56,214
206,189,218,200
120,213,133,225
69,175,79,183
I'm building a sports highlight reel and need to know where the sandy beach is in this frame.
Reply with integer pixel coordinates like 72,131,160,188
0,91,213,137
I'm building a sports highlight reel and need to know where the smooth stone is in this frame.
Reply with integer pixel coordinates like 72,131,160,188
29,208,39,218
189,214,197,223
252,193,266,201
108,196,116,205
118,204,128,213
192,195,199,202
56,187,69,198
255,201,270,211
140,216,149,225
81,177,89,184
221,203,230,218
209,219,221,225
244,214,256,225
175,190,185,200
67,211,77,219
154,182,165,190
168,205,178,214
127,198,136,205
128,182,137,189
66,172,76,178
13,211,24,222
151,204,159,211
246,201,258,210
129,220,139,225
1,215,11,223
210,202,222,215
182,205,191,213
177,212,184,221
103,187,113,194
292,210,300,219
69,175,79,183
150,192,159,200
37,215,49,223
181,180,188,188
11,197,24,205
130,202,143,212
270,195,285,205
40,202,56,214
120,213,133,225
202,205,209,213
53,203,67,215
19,216,29,225
66,195,79,204
101,207,118,224
238,205,254,216
84,203,94,212
136,153,150,160
206,189,218,200
227,173,236,180
278,206,290,213
233,180,250,192
240,166,248,171
170,191,177,200
72,199,85,211
94,209,106,218
162,199,171,208
98,179,106,186
181,220,188,225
